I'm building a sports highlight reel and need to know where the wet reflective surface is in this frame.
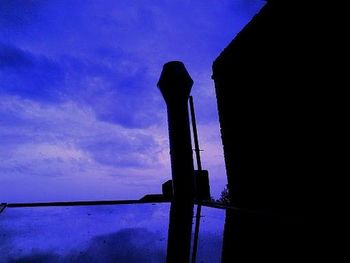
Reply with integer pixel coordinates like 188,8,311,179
191,206,225,263
0,203,225,263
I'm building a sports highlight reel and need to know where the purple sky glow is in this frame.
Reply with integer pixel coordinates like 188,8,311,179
0,0,264,202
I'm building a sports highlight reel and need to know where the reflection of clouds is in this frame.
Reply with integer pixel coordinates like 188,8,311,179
195,232,223,263
0,204,170,262
0,204,225,263
5,230,222,263
7,253,61,263
72,228,166,263
4,228,165,263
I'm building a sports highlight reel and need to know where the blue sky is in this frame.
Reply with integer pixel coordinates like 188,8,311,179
0,0,264,202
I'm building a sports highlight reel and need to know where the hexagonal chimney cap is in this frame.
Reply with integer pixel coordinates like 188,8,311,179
157,61,193,104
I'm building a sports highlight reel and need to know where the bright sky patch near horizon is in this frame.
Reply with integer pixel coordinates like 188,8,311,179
0,0,264,202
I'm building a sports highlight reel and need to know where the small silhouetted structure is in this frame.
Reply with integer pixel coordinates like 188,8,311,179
194,170,210,201
139,194,167,202
162,180,173,200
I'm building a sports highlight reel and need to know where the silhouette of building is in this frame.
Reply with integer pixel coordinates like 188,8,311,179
212,0,326,261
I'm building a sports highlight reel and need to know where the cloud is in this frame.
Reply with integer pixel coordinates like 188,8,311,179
0,0,265,129
0,0,44,28
0,42,163,128
0,43,33,68
0,43,64,102
0,95,170,201
0,0,265,201
0,96,167,171
81,134,159,168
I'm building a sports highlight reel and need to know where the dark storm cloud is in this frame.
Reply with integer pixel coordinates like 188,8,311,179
60,50,161,128
0,43,33,68
0,0,44,28
0,0,265,129
0,43,64,102
0,43,161,128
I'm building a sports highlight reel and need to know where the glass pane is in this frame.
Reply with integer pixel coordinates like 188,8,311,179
0,203,230,262
0,203,170,262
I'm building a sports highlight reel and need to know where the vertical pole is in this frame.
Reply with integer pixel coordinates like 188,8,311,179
158,61,195,263
157,61,195,204
0,203,6,214
189,96,202,263
191,204,202,263
189,96,202,171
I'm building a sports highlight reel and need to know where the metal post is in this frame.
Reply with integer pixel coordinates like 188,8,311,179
189,96,202,171
157,61,195,204
158,61,195,263
189,96,202,263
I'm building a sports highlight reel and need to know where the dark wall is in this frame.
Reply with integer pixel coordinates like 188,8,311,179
212,1,326,214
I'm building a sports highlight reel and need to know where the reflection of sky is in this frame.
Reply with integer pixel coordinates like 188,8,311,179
0,204,225,263
0,0,265,202
195,206,226,262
